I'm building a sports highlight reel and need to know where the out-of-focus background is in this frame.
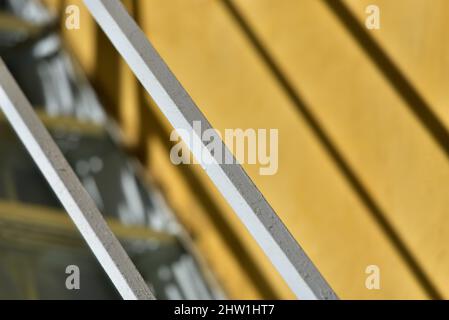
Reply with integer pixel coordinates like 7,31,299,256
1,0,449,299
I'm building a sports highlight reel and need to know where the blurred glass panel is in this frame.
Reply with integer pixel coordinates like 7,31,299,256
0,203,215,299
0,4,105,123
0,118,175,229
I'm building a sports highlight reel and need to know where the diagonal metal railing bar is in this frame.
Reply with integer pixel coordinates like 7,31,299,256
0,58,154,300
83,0,337,300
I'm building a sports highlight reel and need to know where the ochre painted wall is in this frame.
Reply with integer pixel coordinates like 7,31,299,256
44,0,449,299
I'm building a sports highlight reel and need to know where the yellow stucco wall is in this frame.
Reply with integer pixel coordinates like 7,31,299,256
44,0,449,299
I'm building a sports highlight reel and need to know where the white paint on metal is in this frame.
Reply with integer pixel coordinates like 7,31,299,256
0,58,154,300
83,0,337,300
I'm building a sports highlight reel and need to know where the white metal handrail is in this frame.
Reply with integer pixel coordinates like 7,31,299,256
83,0,337,300
0,58,154,300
